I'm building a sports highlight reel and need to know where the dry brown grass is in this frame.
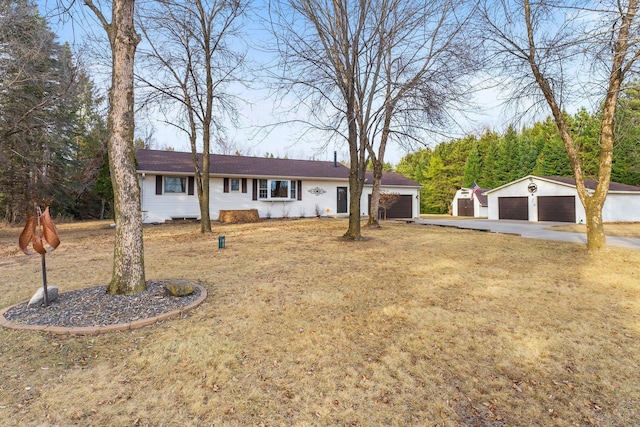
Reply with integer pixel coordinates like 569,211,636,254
548,222,640,239
1,219,640,426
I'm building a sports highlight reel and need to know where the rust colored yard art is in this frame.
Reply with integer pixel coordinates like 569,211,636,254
18,206,60,306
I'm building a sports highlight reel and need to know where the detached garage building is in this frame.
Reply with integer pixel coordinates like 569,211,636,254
486,175,640,223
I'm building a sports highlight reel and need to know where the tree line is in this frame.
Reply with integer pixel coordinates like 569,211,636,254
396,103,640,214
0,0,111,223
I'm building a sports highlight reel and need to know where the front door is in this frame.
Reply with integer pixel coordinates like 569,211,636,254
337,187,348,213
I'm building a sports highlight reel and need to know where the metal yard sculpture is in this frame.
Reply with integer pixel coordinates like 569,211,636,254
18,207,61,307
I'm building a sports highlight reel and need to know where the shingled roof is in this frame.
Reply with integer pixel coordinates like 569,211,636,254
541,176,640,192
364,171,422,187
136,149,350,180
136,149,421,187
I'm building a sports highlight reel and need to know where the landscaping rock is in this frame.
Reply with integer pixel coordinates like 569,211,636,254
28,286,59,307
164,281,194,297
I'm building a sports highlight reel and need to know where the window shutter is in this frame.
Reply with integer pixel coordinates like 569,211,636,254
252,179,258,200
297,180,302,200
156,175,163,195
223,178,229,193
188,176,195,195
242,178,247,193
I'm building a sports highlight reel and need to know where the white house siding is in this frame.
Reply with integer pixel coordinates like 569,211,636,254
360,185,421,218
140,174,200,223
602,194,640,222
210,177,347,220
140,174,349,223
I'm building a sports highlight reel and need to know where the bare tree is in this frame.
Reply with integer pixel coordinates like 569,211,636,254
480,0,640,251
378,191,400,220
269,0,372,240
83,0,146,293
269,0,477,237
362,0,479,228
136,0,247,234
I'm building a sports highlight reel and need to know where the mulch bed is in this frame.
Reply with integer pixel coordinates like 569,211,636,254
2,281,201,328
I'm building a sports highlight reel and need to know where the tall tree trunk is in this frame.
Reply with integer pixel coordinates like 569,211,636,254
345,168,364,239
367,160,383,227
199,148,212,233
585,201,606,251
344,105,365,240
103,0,145,294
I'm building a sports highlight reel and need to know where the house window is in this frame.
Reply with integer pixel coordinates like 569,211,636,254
271,180,289,198
164,177,186,193
257,179,298,200
259,179,268,199
230,178,240,192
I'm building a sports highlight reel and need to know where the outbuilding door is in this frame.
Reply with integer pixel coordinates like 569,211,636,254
537,196,575,222
457,198,474,216
498,197,528,220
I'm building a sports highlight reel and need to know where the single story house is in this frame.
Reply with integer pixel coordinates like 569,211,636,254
485,175,640,223
135,149,421,223
451,186,489,218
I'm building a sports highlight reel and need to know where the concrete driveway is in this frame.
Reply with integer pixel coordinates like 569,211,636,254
414,218,640,249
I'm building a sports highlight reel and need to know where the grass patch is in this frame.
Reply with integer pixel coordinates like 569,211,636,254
548,222,640,239
1,219,640,425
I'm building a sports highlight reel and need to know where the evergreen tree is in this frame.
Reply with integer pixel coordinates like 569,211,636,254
0,1,89,221
462,144,482,187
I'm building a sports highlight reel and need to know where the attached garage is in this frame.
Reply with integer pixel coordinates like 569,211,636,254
538,196,575,222
457,198,474,216
498,197,528,220
362,171,422,219
368,194,413,219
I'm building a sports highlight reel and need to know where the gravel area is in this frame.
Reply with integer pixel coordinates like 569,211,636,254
3,281,201,327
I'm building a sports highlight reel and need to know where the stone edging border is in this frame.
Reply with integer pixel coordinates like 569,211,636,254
0,283,208,336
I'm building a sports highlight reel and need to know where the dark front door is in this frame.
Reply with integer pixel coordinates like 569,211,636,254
337,187,348,213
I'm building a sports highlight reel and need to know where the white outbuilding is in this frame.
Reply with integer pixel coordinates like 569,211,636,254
485,175,640,223
451,186,489,217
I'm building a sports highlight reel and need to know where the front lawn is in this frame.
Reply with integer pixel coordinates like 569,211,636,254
1,219,638,425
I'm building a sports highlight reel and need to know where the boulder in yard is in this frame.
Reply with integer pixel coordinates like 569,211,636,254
28,286,59,307
164,280,194,297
